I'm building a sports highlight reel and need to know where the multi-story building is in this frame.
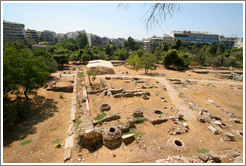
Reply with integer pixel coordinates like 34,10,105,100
234,38,243,48
101,37,111,46
25,29,38,43
65,30,86,40
40,30,56,45
55,33,65,43
172,30,219,44
3,20,26,42
144,35,174,50
219,36,237,50
111,38,126,48
87,33,102,47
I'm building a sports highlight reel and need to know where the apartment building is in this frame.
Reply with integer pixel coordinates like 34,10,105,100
25,29,38,43
40,30,56,45
65,30,86,40
234,38,243,48
111,38,126,48
101,37,111,46
219,36,237,50
3,20,26,42
87,33,102,47
56,33,65,43
144,35,174,50
172,31,219,44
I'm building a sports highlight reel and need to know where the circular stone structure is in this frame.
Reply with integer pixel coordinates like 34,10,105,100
132,108,144,117
167,137,188,152
103,126,122,149
100,103,110,111
142,94,149,100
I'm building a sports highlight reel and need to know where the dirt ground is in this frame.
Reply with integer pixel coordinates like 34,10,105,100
3,63,244,163
3,65,76,163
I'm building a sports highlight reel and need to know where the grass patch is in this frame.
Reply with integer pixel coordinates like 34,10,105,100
133,117,144,124
94,113,106,121
54,139,61,148
178,92,185,98
197,148,210,154
76,118,82,129
78,72,84,78
123,127,142,139
98,120,102,126
20,140,31,145
189,106,194,110
182,84,187,87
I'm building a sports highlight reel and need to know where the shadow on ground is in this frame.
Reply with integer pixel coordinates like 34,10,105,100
3,95,58,147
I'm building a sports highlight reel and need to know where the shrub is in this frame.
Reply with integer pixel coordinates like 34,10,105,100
20,140,31,145
94,113,106,121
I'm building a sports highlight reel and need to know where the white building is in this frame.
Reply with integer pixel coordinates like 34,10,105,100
111,38,126,48
66,30,86,40
234,38,243,48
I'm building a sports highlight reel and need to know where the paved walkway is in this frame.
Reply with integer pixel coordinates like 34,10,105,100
156,77,196,120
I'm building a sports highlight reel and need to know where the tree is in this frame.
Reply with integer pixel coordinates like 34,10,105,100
162,49,181,69
126,54,140,69
53,54,69,67
59,38,78,51
205,43,217,55
80,52,91,64
216,43,225,55
114,48,129,60
118,3,179,30
77,33,88,49
124,37,139,51
95,52,109,60
105,44,113,56
193,50,207,66
179,53,191,69
161,41,169,52
171,39,182,50
3,47,52,99
211,54,226,68
136,53,157,74
224,56,237,68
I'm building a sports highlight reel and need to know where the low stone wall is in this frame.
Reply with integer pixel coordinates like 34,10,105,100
64,69,78,162
47,85,73,92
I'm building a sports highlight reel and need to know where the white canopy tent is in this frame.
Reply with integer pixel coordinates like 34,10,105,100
86,60,115,75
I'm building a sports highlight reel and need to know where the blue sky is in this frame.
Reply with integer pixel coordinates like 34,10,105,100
2,2,244,40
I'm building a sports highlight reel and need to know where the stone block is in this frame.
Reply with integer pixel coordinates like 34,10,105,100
208,125,219,135
198,153,209,162
122,134,135,145
65,135,74,149
64,148,71,161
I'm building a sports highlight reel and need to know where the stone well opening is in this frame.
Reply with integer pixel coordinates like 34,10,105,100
174,140,182,147
100,103,110,111
110,127,116,133
154,110,163,114
167,137,188,152
221,123,227,127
